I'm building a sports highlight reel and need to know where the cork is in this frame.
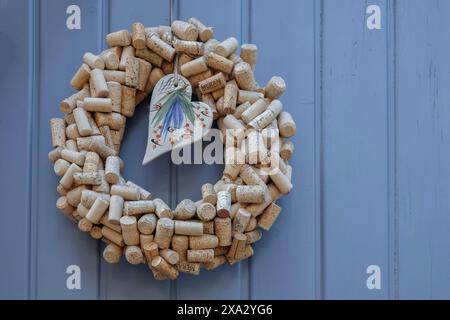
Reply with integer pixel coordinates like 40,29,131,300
232,208,252,234
48,146,63,163
215,37,238,57
173,39,204,56
188,69,213,88
80,191,110,210
90,226,103,239
82,98,113,113
142,242,167,280
126,181,152,200
188,17,213,42
120,215,140,246
95,112,126,130
71,63,91,90
245,217,257,232
160,249,180,265
78,217,93,232
90,69,109,98
216,190,231,218
241,99,267,124
139,234,154,250
85,197,109,224
60,84,90,113
245,229,262,244
111,185,140,201
174,221,203,236
125,246,144,265
100,49,120,70
56,196,75,216
102,226,124,247
203,221,215,235
187,249,214,263
171,20,198,41
137,214,157,235
175,262,200,275
99,125,113,149
223,82,238,114
280,139,294,162
123,200,155,215
50,118,66,147
206,52,234,74
103,70,126,84
202,256,226,270
76,136,103,152
64,113,75,125
214,217,232,246
189,235,219,250
103,243,122,263
230,202,244,220
119,86,136,117
233,101,251,120
198,72,226,94
154,198,173,218
278,111,296,137
204,38,219,55
258,202,282,231
196,202,216,222
105,82,121,113
83,52,105,70
174,199,196,220
66,139,78,152
54,159,70,176
73,171,102,185
131,22,146,49
180,56,208,78
72,108,91,136
269,169,292,195
152,256,179,280
135,47,163,67
265,76,286,100
234,62,257,91
161,61,173,74
226,233,247,261
237,90,264,104
154,217,174,249
59,163,82,189
106,29,131,47
108,194,123,225
125,57,151,91
247,100,283,130
214,246,230,256
172,235,189,262
240,44,257,70
61,149,85,167
146,33,175,62
228,245,254,265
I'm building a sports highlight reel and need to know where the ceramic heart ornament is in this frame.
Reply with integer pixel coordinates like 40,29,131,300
143,74,213,164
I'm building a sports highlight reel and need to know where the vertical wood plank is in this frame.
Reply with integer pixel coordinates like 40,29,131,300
174,0,247,300
0,0,31,299
321,0,390,299
35,0,102,299
249,0,317,299
100,0,172,299
397,0,450,299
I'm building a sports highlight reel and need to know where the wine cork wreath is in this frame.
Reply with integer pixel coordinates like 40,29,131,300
49,18,296,280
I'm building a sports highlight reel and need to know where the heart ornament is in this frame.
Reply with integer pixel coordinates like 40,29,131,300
143,73,213,164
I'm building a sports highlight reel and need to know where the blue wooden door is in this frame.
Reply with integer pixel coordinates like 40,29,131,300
2,0,450,299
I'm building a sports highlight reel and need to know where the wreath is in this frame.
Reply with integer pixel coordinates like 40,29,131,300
48,18,296,280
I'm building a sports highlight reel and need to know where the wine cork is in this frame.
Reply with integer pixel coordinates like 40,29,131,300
203,221,214,235
240,44,257,70
141,242,167,280
99,125,113,149
60,84,91,113
258,202,282,231
152,256,179,280
187,249,214,263
216,190,231,218
241,99,267,124
56,196,75,216
230,202,244,220
223,82,238,114
90,69,109,98
187,69,213,88
105,156,120,184
54,159,70,176
89,226,103,239
202,256,226,270
214,217,232,246
50,118,66,147
83,52,105,70
269,169,292,195
72,108,92,136
137,214,157,234
234,62,257,91
175,262,200,275
130,22,146,49
198,72,226,94
106,29,131,47
174,199,196,220
125,246,144,264
80,190,110,209
160,249,180,265
196,202,216,221
226,233,247,261
246,130,268,164
103,243,122,263
173,39,204,56
48,146,63,163
71,63,91,90
120,215,140,246
60,149,85,167
214,246,230,256
97,112,126,130
78,217,93,232
76,136,102,152
280,139,294,161
135,47,163,68
126,181,152,200
154,218,174,249
213,87,225,101
189,235,219,250
228,245,254,265
237,90,264,104
82,153,99,173
245,229,262,244
171,20,198,41
245,217,258,232
278,111,296,137
206,52,234,74
215,37,238,57
100,49,120,70
65,139,78,151
92,170,110,194
85,197,109,224
73,171,102,185
102,226,124,247
139,234,154,251
153,198,173,218
105,82,121,113
172,235,189,262
233,101,251,120
188,17,213,42
204,38,219,55
88,139,117,159
232,208,252,234
123,200,155,215
103,70,126,84
174,221,203,236
180,56,208,78
108,194,123,225
236,185,266,204
121,85,137,117
59,163,82,189
146,33,175,62
265,76,286,100
111,185,140,201
247,99,283,130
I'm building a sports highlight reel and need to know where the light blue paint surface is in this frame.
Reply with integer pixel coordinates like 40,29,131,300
1,0,449,299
